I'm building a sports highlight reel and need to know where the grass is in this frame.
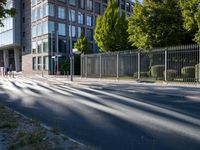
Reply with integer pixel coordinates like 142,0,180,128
0,103,92,150
51,127,60,135
0,103,18,129
0,122,18,129
8,129,48,150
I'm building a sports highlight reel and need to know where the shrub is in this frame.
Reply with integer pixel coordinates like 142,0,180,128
133,72,149,78
150,65,165,79
181,66,195,79
195,64,200,81
60,60,70,75
165,69,178,81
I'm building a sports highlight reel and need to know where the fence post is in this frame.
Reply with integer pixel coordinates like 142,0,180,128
80,54,83,78
199,45,200,83
138,52,140,80
165,48,168,81
85,56,88,78
117,53,119,80
99,54,102,79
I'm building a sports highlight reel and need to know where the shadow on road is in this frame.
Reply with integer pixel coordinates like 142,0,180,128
0,80,200,150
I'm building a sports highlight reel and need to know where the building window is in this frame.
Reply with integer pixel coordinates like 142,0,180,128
78,12,84,24
43,39,48,52
102,5,107,13
48,3,54,17
102,0,107,3
95,2,101,14
38,56,42,70
121,0,125,10
86,15,92,26
36,6,41,19
126,2,130,12
69,25,76,37
0,18,13,33
69,0,76,5
43,3,48,17
48,21,55,33
78,0,84,9
78,27,84,37
43,56,49,70
32,0,36,6
86,28,93,41
58,23,66,36
32,42,37,53
86,0,93,11
32,57,37,70
59,0,66,2
32,25,37,37
69,9,76,22
37,23,42,36
58,6,65,19
59,39,66,53
37,41,42,53
32,9,36,21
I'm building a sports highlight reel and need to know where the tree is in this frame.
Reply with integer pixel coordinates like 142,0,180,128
128,0,186,50
94,0,130,52
179,0,200,43
74,32,92,54
0,0,16,26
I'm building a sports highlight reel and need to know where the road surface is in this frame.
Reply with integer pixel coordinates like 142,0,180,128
0,76,200,150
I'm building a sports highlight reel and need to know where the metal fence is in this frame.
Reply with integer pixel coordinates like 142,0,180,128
81,45,200,83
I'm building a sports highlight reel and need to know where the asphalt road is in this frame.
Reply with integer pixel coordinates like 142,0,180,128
0,77,200,150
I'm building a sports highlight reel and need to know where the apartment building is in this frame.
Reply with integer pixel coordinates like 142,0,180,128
0,0,22,72
0,0,134,75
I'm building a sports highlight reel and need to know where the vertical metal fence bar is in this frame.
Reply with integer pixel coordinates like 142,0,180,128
138,52,140,80
81,54,83,78
117,53,119,80
199,45,200,83
100,54,102,79
85,56,88,78
165,49,168,81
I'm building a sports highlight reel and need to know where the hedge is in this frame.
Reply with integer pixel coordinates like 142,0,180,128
181,66,195,79
195,64,200,81
165,69,178,81
133,72,149,78
150,65,165,78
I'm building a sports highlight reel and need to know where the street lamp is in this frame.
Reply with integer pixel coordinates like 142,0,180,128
72,48,81,55
51,31,60,75
69,9,73,81
38,64,44,77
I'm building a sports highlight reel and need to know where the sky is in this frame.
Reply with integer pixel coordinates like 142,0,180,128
136,0,143,3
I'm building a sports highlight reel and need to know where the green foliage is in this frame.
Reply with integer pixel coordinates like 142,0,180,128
74,32,93,54
166,69,178,81
179,0,200,43
195,64,200,80
60,60,70,75
133,72,149,78
9,130,45,150
94,0,131,52
181,66,195,78
150,65,165,78
0,0,16,26
128,0,186,49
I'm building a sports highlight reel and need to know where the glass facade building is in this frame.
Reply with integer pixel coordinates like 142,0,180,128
30,0,134,75
0,0,22,72
0,0,134,74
